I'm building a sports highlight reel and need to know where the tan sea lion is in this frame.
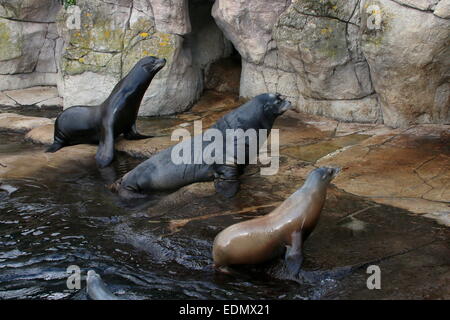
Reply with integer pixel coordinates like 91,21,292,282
212,167,340,275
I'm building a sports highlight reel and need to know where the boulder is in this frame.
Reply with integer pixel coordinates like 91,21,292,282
0,0,62,90
212,0,290,64
212,0,449,126
394,0,439,11
274,0,374,100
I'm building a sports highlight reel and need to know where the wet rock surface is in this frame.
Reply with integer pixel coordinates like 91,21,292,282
0,91,449,299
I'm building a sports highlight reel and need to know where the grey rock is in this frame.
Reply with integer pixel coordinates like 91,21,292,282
149,0,191,35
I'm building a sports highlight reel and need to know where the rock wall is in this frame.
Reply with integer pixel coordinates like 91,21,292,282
213,0,450,127
0,0,63,91
360,0,450,127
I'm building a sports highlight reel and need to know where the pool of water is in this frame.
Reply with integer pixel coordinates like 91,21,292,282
0,104,448,300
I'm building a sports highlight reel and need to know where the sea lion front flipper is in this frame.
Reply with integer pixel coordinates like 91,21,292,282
214,165,240,198
96,124,115,168
123,124,153,140
285,230,304,276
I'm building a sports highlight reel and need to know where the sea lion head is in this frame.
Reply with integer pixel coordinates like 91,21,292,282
307,167,340,187
261,93,294,116
138,56,166,74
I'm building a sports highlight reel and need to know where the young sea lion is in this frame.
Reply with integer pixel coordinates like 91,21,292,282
212,167,340,275
46,56,166,168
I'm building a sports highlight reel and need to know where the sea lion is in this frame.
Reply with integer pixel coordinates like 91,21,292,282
46,56,166,168
212,167,340,275
110,93,294,199
86,270,121,300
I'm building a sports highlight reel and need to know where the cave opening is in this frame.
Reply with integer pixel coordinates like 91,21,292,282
187,0,242,97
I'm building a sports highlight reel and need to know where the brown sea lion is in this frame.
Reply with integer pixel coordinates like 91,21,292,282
212,167,340,275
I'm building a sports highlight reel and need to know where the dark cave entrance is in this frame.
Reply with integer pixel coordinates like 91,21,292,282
187,0,242,96
204,47,241,95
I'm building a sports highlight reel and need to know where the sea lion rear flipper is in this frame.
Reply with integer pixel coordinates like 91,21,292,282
285,230,304,276
96,125,115,168
214,165,240,198
124,124,153,140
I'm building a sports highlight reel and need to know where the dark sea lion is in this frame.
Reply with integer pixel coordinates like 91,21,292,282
110,93,294,199
212,167,340,275
86,270,121,300
46,56,166,168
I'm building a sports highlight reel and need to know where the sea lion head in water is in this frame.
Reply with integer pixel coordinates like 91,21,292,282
212,166,340,275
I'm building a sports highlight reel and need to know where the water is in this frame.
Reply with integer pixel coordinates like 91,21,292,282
0,102,448,300
0,148,311,299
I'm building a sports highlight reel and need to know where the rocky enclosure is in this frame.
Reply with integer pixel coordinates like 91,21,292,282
0,0,449,126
